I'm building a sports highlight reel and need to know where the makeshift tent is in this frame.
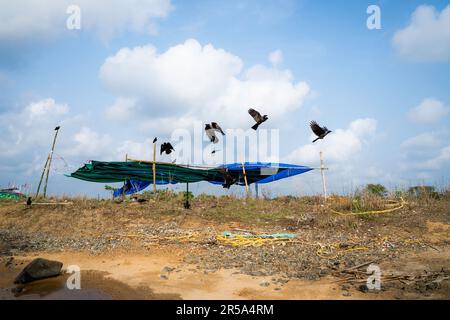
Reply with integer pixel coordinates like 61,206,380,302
68,160,313,196
0,189,25,201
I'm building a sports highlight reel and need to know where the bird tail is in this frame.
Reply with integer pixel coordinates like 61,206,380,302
251,123,260,130
312,137,320,143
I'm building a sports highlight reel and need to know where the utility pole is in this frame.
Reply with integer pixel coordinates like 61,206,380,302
36,126,60,198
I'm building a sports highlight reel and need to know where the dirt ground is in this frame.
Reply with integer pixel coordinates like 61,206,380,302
0,194,449,300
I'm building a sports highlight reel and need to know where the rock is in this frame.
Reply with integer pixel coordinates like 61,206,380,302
358,284,369,293
14,258,63,284
342,291,351,297
260,282,270,287
160,274,168,280
162,266,175,273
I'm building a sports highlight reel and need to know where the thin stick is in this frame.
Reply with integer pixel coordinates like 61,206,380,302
35,155,50,198
43,127,60,198
242,161,250,196
152,142,156,193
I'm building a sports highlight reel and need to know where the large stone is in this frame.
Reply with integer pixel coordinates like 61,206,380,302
14,258,63,284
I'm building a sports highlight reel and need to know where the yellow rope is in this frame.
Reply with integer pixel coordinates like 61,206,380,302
329,197,406,216
216,234,295,247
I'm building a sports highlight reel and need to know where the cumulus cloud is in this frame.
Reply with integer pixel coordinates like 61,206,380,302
0,98,116,177
408,98,450,124
0,0,173,42
393,5,450,62
286,118,377,164
100,39,310,131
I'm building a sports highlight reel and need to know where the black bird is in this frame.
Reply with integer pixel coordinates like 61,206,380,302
205,122,225,143
222,170,237,189
160,142,174,155
26,197,32,206
248,108,268,130
54,126,60,131
153,137,157,143
310,121,332,143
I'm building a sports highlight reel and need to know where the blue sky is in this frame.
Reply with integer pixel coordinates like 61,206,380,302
1,0,450,197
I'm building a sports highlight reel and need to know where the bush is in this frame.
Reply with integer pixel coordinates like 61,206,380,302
407,186,440,199
365,184,388,197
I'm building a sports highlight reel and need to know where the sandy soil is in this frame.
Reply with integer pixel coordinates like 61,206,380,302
0,196,449,300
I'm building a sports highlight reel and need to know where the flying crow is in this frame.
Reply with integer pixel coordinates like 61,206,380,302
222,170,237,189
160,142,174,155
310,121,332,143
205,122,225,143
248,108,268,130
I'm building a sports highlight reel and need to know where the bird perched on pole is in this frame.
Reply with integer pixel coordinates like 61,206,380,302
205,122,225,143
153,137,157,143
160,142,174,155
310,121,332,143
248,108,268,130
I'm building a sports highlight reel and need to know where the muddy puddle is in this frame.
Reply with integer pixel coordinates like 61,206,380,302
0,268,180,300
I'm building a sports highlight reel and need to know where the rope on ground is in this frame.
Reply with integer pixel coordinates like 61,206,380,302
329,197,407,216
216,231,297,247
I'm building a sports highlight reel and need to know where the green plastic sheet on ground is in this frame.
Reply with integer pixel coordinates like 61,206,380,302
0,191,24,201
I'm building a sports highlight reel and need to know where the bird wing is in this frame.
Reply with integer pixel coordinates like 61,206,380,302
310,121,325,136
160,143,166,155
248,108,262,122
211,122,225,135
205,128,217,142
167,142,174,150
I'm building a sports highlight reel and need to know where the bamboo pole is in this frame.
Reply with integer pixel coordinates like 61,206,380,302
242,161,250,197
152,141,156,193
35,155,50,198
320,151,327,201
122,154,128,199
42,127,60,198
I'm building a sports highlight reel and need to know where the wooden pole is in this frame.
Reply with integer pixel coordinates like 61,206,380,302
43,127,60,198
152,142,156,193
320,151,327,201
35,155,49,198
122,154,128,199
242,161,250,197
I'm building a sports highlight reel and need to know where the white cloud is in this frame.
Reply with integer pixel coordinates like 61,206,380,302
401,132,441,149
0,0,173,42
100,39,310,131
393,5,450,62
419,146,450,170
0,98,114,176
65,127,112,158
286,118,377,164
26,98,69,117
408,98,450,123
105,97,137,121
269,49,283,66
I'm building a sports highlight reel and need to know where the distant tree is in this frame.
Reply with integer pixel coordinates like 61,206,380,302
365,184,388,197
408,186,440,199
